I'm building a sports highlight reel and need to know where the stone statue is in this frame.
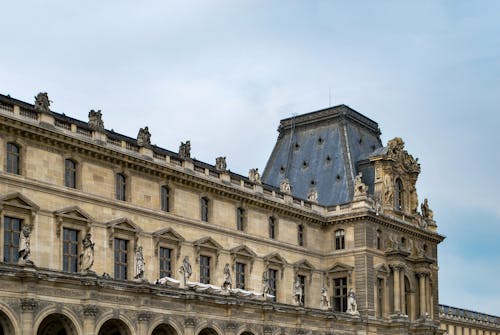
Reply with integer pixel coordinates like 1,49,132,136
248,168,261,184
215,156,227,172
383,175,393,205
34,92,51,113
353,172,368,197
137,127,151,147
179,141,191,159
262,271,271,296
320,286,330,309
179,256,192,288
410,186,418,214
222,263,232,290
346,288,359,315
18,223,33,265
307,187,318,203
293,276,303,306
88,110,104,131
280,178,291,194
421,198,434,220
80,233,95,274
134,246,145,279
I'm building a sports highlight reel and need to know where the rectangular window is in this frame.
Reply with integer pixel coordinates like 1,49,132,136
377,278,384,317
114,238,128,280
3,216,21,263
236,207,244,231
199,255,211,284
298,274,306,305
298,224,304,246
159,247,172,278
63,228,79,272
161,186,170,212
115,173,126,201
235,262,245,289
335,229,345,250
333,277,348,312
64,159,77,188
268,217,276,239
268,268,278,301
200,197,209,222
6,143,20,174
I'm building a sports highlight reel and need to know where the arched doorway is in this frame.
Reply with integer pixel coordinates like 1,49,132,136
37,313,78,335
198,328,218,335
98,319,132,335
0,310,15,335
151,324,177,335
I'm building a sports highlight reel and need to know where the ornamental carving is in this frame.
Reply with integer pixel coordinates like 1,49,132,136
138,312,152,322
179,140,191,159
88,109,104,130
386,137,420,173
20,298,38,311
215,156,227,172
83,304,99,317
137,126,151,147
34,92,51,113
184,317,197,327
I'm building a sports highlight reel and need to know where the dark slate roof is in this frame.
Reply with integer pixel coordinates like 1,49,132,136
262,105,383,206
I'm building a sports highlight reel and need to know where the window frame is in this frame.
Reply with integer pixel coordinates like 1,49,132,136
114,237,129,280
236,207,245,231
6,142,21,175
199,254,211,284
395,178,404,211
333,277,348,312
235,261,246,289
268,216,277,239
268,268,278,302
115,173,127,201
62,227,79,273
3,216,22,264
200,196,209,222
159,246,173,278
64,158,78,189
335,229,345,250
297,224,305,246
160,185,170,212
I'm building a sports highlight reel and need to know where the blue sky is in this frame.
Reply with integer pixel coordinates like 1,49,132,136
1,1,499,315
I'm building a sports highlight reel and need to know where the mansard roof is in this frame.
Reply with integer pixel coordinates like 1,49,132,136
262,104,383,206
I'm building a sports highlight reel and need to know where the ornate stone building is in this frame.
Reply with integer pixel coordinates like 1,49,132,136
0,92,494,335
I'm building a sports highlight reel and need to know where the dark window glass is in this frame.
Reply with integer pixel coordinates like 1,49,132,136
268,217,276,239
395,178,404,210
268,269,278,301
298,224,304,246
159,247,172,278
3,216,21,263
114,238,128,280
115,173,126,201
335,229,345,250
64,159,77,188
6,142,20,174
376,230,382,250
298,274,306,305
63,228,79,272
161,186,170,212
199,255,211,284
333,277,348,312
201,197,209,222
236,207,245,231
377,278,384,318
235,262,245,289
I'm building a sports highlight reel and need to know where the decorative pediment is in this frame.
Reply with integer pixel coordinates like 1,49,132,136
327,262,353,273
385,137,420,174
230,245,257,272
293,259,315,283
263,252,287,278
54,206,93,236
326,262,353,284
0,192,39,212
193,237,222,265
106,218,142,247
153,227,185,259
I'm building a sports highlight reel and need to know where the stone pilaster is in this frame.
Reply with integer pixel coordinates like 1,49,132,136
20,298,37,335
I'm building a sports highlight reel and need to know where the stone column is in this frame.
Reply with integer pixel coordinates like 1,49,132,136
418,273,427,317
20,298,37,335
82,305,98,335
426,275,432,317
184,317,196,335
400,270,406,315
392,266,401,314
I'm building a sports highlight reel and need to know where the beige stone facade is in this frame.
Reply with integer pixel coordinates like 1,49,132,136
0,92,486,335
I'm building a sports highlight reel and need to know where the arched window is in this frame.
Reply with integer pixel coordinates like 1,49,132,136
161,185,170,212
64,159,77,188
115,173,127,201
6,142,20,174
298,224,305,246
335,229,345,250
268,216,276,239
395,178,404,211
200,197,209,222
